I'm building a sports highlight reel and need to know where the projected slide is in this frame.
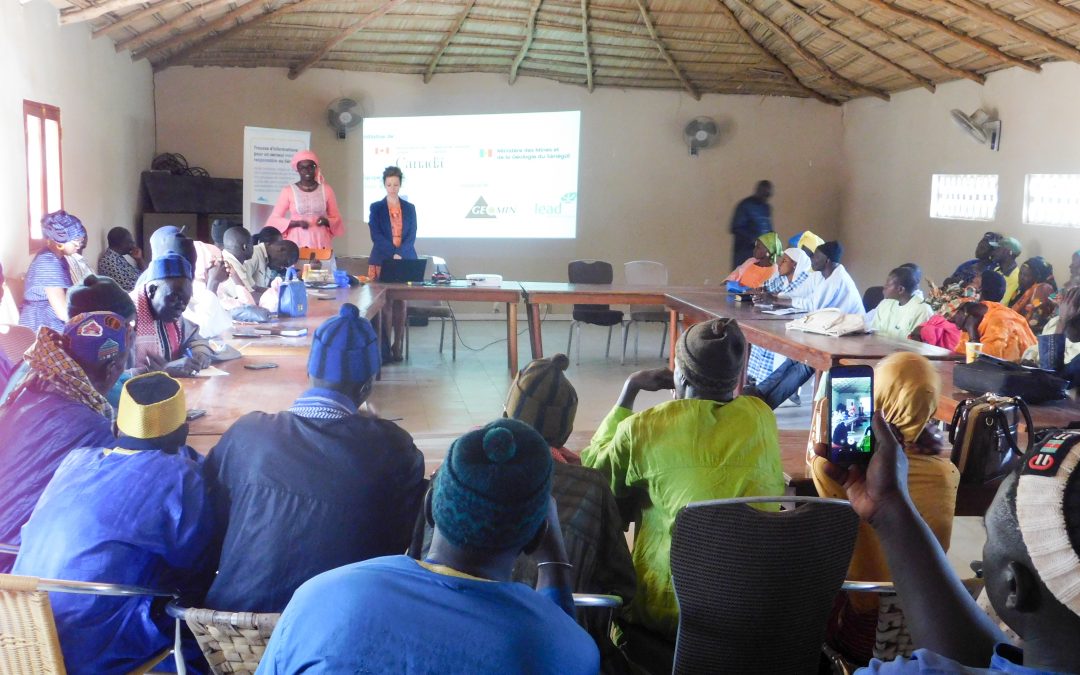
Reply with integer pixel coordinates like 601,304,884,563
362,111,580,239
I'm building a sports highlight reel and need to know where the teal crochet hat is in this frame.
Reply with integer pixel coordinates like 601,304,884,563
433,418,552,552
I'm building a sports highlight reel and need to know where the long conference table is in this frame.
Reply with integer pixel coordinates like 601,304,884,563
183,280,1080,454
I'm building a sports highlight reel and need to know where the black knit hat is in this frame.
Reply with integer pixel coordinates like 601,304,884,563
817,241,844,264
675,318,746,395
67,274,136,320
432,418,552,552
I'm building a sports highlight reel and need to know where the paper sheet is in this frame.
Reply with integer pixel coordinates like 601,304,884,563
193,366,230,378
761,307,806,316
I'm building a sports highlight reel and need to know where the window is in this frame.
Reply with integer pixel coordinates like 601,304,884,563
929,174,998,221
24,100,63,242
1023,174,1080,228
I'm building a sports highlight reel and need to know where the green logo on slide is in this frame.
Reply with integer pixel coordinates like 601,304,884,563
561,192,577,203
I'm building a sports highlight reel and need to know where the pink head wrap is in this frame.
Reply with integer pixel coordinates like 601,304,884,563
290,150,324,184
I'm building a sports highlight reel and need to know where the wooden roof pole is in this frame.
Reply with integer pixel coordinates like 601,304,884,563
135,0,266,61
1021,0,1080,25
115,0,235,52
582,0,594,92
509,0,544,84
288,0,408,79
780,0,935,91
816,0,985,85
59,0,149,25
730,0,890,100
944,0,1080,63
424,0,476,83
710,0,841,104
633,0,700,99
93,0,188,39
860,0,1038,72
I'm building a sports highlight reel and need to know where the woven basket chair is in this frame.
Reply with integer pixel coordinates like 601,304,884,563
0,573,171,675
669,496,859,675
168,603,279,675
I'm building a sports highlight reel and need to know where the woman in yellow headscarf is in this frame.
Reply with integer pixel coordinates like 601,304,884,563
812,353,960,664
726,232,783,289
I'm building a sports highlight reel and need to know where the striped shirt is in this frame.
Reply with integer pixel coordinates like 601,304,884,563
289,387,358,421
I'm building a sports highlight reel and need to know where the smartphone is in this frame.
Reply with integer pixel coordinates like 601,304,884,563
186,409,207,421
827,364,875,466
244,362,279,370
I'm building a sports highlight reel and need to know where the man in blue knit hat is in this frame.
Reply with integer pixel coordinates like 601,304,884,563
205,303,425,613
258,417,599,674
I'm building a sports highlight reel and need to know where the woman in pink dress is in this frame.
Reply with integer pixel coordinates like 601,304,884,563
265,150,345,255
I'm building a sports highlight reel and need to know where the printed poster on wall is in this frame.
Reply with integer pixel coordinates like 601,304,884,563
243,126,311,230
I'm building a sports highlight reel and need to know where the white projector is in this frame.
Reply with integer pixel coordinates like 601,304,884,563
465,274,504,287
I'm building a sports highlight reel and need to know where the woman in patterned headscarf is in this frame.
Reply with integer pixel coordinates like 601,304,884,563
1011,256,1058,333
19,210,86,332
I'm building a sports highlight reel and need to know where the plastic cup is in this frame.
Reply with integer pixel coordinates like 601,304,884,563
965,342,983,363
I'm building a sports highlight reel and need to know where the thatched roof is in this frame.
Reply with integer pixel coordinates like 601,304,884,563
58,0,1080,103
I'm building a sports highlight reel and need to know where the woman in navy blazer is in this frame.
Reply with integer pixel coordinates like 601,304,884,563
368,166,418,360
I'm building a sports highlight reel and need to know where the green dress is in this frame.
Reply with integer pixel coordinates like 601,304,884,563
581,396,784,637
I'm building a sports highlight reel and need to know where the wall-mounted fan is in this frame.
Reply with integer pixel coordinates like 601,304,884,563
684,117,719,156
327,98,362,139
950,108,1002,151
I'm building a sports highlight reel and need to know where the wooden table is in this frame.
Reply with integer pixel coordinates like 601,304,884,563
664,290,957,371
376,281,523,375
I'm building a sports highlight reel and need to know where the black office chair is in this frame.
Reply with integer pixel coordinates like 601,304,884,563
567,260,624,364
669,497,859,674
863,286,885,313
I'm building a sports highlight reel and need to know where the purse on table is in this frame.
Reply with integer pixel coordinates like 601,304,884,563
277,268,308,318
948,394,1033,484
953,354,1067,405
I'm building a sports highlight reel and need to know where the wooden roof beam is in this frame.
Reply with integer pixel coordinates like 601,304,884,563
781,0,935,91
59,0,149,24
1012,0,1080,29
633,0,700,99
424,0,475,82
710,0,841,104
509,0,544,84
115,0,235,52
581,0,594,91
135,0,266,61
288,0,408,79
817,0,984,85
93,0,187,39
944,0,1080,64
859,0,1038,72
730,0,889,100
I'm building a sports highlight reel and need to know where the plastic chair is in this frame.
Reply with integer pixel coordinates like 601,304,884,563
0,324,34,365
567,260,623,364
863,286,884,313
669,496,859,675
0,573,175,675
621,261,669,365
404,256,458,361
167,601,279,675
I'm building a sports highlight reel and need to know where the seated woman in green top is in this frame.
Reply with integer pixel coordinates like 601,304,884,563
871,266,932,339
581,318,784,659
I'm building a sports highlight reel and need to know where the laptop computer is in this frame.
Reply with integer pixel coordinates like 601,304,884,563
378,258,428,283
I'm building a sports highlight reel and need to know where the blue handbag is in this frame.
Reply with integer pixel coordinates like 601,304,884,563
278,268,308,317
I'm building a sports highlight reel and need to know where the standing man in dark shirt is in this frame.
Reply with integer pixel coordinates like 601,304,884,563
204,303,426,612
729,180,774,269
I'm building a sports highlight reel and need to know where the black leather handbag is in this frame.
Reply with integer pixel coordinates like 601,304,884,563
953,354,1067,405
948,394,1034,484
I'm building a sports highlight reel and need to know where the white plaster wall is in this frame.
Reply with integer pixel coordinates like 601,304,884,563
0,0,156,278
154,67,845,284
839,62,1080,290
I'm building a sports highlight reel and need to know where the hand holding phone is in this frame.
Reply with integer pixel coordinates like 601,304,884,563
827,364,875,466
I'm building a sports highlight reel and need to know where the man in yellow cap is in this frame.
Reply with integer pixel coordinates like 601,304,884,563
13,372,214,674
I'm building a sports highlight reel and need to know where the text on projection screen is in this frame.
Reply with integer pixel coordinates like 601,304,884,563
362,111,580,239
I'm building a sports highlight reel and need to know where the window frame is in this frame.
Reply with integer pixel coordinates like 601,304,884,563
929,173,999,222
1022,173,1080,228
23,100,64,250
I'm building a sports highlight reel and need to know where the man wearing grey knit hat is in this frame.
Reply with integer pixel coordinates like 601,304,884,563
582,317,784,669
259,418,599,674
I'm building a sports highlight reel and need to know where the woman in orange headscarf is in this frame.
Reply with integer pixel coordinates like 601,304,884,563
812,353,960,665
265,150,345,253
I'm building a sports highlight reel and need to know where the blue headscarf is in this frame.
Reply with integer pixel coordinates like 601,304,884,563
41,211,86,244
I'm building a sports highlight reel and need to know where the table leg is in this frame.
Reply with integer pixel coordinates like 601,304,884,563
507,303,519,376
667,309,680,370
375,307,383,381
527,302,543,359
